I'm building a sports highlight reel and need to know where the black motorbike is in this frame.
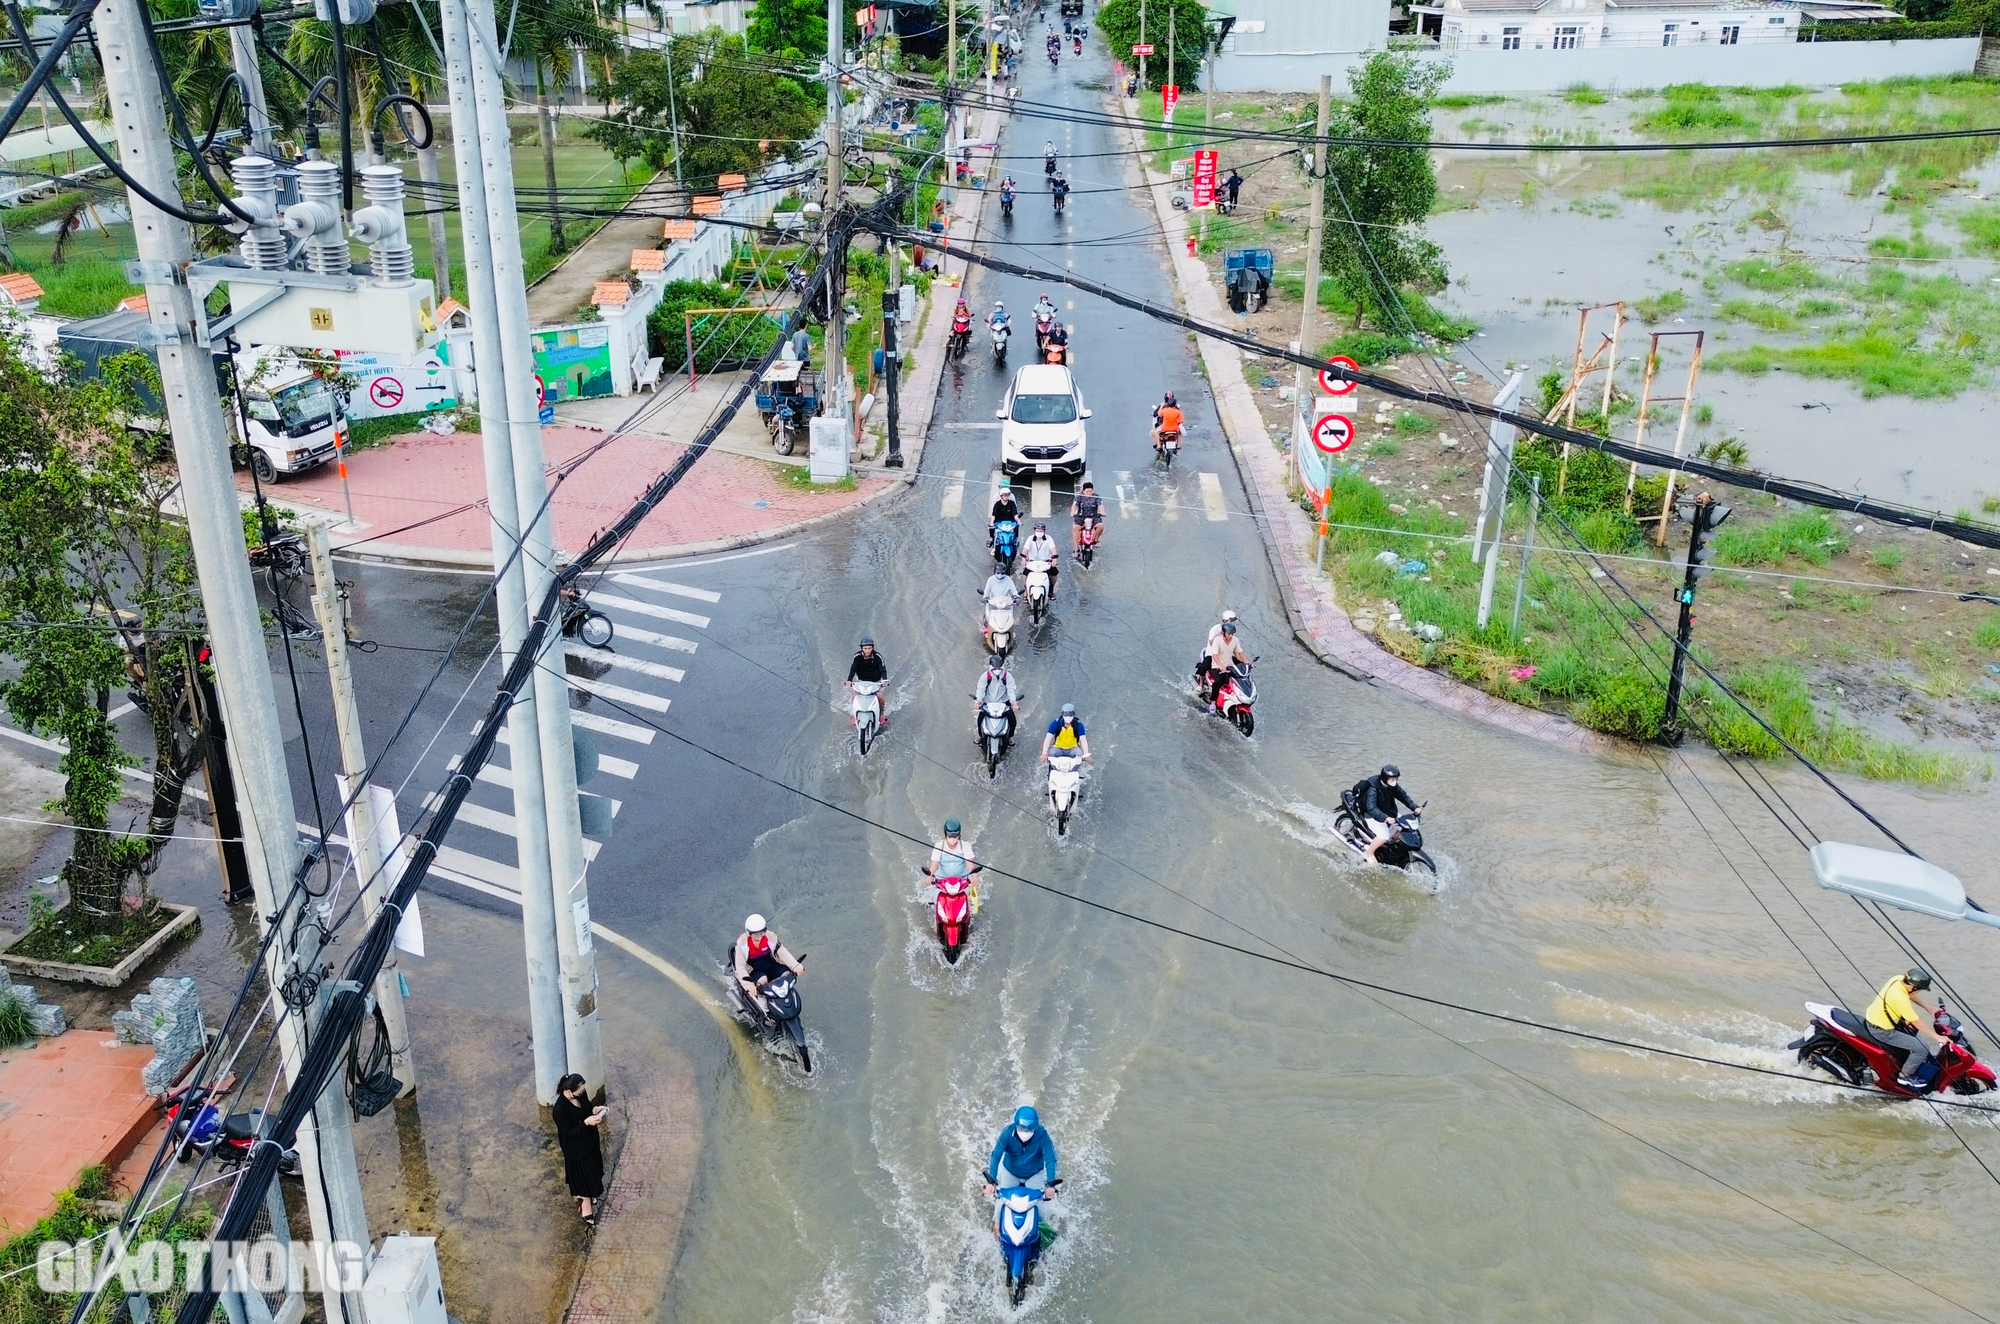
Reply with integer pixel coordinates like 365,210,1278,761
1334,792,1436,877
560,589,614,648
722,951,812,1072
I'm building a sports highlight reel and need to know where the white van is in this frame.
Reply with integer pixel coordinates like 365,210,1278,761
997,362,1089,478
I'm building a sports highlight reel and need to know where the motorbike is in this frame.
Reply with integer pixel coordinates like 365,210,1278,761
559,590,615,648
1047,749,1084,834
1033,312,1055,352
992,517,1020,573
1072,34,1081,52
983,595,1017,658
1333,792,1435,876
1200,660,1256,736
1048,47,1059,67
1044,340,1069,366
930,872,975,962
162,1084,302,1176
1154,428,1181,470
1001,187,1015,218
1074,518,1101,568
851,678,885,756
722,951,813,1073
1023,557,1053,623
978,699,1013,775
949,317,973,360
1044,153,1057,178
1791,1001,1995,1097
1052,185,1066,215
991,319,1012,364
993,1179,1062,1307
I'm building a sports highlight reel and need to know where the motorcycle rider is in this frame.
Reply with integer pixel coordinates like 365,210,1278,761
1040,703,1090,764
989,299,1010,333
973,653,1020,744
1202,621,1249,702
984,1104,1058,1207
1070,481,1103,552
733,914,804,1016
1195,609,1239,689
924,818,985,909
982,569,1021,643
1032,291,1058,331
845,636,889,729
1051,171,1070,212
1152,392,1185,457
1864,967,1949,1089
1356,764,1420,864
951,298,973,348
1044,141,1058,175
990,483,1021,548
1043,319,1069,363
1000,174,1017,211
1020,522,1060,601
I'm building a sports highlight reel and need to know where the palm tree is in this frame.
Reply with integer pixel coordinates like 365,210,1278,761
506,0,618,254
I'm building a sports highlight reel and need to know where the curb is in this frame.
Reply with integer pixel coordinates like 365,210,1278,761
1114,97,1609,756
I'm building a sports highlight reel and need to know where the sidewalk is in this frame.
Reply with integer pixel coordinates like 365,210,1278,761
526,172,681,326
1116,96,1608,756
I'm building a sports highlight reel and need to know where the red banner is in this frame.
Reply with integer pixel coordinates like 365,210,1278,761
1192,149,1218,210
1162,84,1179,114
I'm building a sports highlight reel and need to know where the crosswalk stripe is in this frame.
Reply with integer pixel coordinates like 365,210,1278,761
431,794,618,853
603,621,697,654
612,573,722,604
107,701,137,721
1200,471,1228,522
1031,478,1051,518
595,591,710,630
1115,471,1133,518
941,468,966,518
494,726,639,777
567,645,684,683
569,708,657,744
1162,486,1180,522
433,844,521,893
570,674,673,715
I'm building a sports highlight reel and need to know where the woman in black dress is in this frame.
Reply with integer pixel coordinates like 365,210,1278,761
552,1073,606,1225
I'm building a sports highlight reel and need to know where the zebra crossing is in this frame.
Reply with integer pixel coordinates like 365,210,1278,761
422,572,717,904
940,468,1234,522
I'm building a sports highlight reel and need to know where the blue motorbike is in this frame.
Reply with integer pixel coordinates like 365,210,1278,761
992,517,1019,573
994,1180,1060,1306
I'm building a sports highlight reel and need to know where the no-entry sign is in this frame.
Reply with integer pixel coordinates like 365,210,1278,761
1312,413,1355,454
368,375,405,410
1318,356,1358,396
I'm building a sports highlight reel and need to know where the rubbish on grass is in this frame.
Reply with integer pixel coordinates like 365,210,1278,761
1375,550,1402,568
1399,559,1427,575
1509,666,1537,682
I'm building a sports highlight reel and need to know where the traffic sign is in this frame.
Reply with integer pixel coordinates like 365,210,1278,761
533,374,547,406
1131,42,1154,54
368,375,405,410
1192,148,1218,210
1162,84,1179,114
1317,355,1359,396
539,404,556,425
1312,413,1354,454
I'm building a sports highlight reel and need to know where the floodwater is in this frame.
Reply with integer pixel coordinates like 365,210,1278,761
1431,140,2000,513
617,51,2000,1324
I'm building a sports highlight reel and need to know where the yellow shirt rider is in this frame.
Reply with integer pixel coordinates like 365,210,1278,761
1863,967,1947,1088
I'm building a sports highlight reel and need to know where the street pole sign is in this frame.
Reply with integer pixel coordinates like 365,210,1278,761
1192,149,1218,209
1163,84,1179,115
1132,42,1155,54
1312,412,1354,454
1317,355,1358,396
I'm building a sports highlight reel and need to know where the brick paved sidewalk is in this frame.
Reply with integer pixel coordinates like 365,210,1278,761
0,1030,158,1235
1117,96,1608,756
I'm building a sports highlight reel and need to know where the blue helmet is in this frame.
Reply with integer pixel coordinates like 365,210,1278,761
1014,1105,1039,1130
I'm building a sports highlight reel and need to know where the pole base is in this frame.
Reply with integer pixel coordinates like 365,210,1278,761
1656,722,1686,747
883,453,905,468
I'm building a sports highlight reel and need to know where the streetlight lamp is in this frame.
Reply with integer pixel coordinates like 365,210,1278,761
1810,841,2000,930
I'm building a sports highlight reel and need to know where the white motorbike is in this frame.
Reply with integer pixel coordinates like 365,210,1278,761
980,700,1013,777
1022,558,1053,624
991,319,1011,363
850,678,885,755
1047,749,1084,834
983,596,1017,656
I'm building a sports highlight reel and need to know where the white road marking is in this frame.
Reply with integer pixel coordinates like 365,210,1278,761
433,845,521,893
1065,300,1074,310
941,469,966,518
1031,478,1052,518
1200,471,1229,522
946,422,1003,430
570,674,673,715
567,645,684,683
107,701,137,721
568,708,657,744
494,726,638,777
1162,486,1180,522
595,591,710,630
600,621,697,654
1115,471,1133,517
613,573,722,604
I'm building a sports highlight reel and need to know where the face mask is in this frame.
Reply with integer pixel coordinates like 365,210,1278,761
1016,1128,1034,1142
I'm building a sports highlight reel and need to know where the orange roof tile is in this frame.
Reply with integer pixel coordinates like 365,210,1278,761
591,281,631,306
692,195,723,216
436,297,467,322
119,293,149,314
0,271,45,302
630,248,666,272
716,173,748,192
662,218,698,241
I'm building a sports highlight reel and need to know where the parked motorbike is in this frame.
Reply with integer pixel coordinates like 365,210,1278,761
1047,749,1084,834
1791,1001,1995,1097
1074,518,1102,568
851,678,885,756
929,872,975,962
978,699,1013,776
992,320,1012,364
162,1084,302,1176
1333,792,1435,877
1200,660,1256,736
1023,557,1053,623
992,1179,1062,1307
722,951,813,1073
992,517,1020,573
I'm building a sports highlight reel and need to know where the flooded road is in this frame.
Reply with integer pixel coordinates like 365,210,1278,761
538,60,2000,1324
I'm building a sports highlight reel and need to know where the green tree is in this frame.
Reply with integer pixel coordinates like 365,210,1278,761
1319,52,1450,333
746,0,857,62
587,34,819,188
507,0,621,254
1095,0,1210,92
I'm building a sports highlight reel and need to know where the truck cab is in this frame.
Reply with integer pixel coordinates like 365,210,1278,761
234,352,348,484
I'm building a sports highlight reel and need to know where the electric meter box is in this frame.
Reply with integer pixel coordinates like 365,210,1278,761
360,1236,447,1324
231,279,441,358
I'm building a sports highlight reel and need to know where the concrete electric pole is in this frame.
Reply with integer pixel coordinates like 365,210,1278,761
94,0,370,1316
823,0,845,415
1293,74,1330,479
225,22,275,158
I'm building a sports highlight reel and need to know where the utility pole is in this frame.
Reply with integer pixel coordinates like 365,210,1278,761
226,23,275,158
465,0,607,1093
1293,74,1330,486
306,523,417,1098
884,230,903,465
1198,16,1213,249
95,0,369,1316
412,78,453,302
823,0,845,416
1138,0,1146,93
1661,493,1730,742
1166,7,1174,119
438,0,571,1103
946,0,957,142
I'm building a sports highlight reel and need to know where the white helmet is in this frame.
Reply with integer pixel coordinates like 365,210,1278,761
1222,609,1238,622
745,914,767,934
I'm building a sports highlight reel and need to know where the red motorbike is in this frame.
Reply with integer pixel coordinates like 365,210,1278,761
1791,1001,1996,1097
1074,516,1102,567
1201,660,1256,737
931,874,975,963
161,1083,302,1174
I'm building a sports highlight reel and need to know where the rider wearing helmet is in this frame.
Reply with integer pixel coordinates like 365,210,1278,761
1152,390,1185,457
953,297,972,332
989,300,1010,332
1032,291,1058,324
1865,967,1949,1090
733,914,804,1015
990,483,1020,548
846,636,888,729
1196,610,1239,688
1040,703,1091,764
1020,522,1060,600
1070,481,1103,552
1203,619,1248,696
973,653,1020,744
924,818,985,909
985,1104,1059,1202
1358,765,1420,865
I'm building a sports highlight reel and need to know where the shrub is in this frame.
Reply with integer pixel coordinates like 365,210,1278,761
1712,510,1846,567
1580,669,1662,741
1528,645,1597,699
1573,508,1640,553
0,992,32,1047
1325,330,1414,365
1563,83,1607,106
647,279,783,370
1394,410,1431,436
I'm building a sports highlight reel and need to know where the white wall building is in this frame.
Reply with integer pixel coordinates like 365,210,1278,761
1211,0,1390,92
1415,0,1797,52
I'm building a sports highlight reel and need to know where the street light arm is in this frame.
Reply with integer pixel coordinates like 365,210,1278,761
1964,901,2000,931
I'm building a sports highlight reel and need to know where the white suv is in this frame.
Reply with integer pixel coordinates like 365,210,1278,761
997,363,1089,478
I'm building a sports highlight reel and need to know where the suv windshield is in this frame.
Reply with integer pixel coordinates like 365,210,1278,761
273,379,335,438
1011,392,1077,424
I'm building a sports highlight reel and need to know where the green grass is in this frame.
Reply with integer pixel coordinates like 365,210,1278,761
1868,233,1950,260
1633,84,1756,136
1869,545,1905,570
1367,438,1402,457
1717,298,1796,331
778,465,857,490
1725,258,1825,293
1563,84,1607,106
1694,663,1981,784
1,1168,213,1324
0,992,31,1046
1974,617,2000,650
1436,93,1507,109
1324,330,1415,365
1393,410,1430,436
1711,332,1975,399
1712,509,1847,567
1635,289,1688,322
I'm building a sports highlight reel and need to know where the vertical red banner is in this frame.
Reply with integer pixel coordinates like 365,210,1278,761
1192,149,1218,209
